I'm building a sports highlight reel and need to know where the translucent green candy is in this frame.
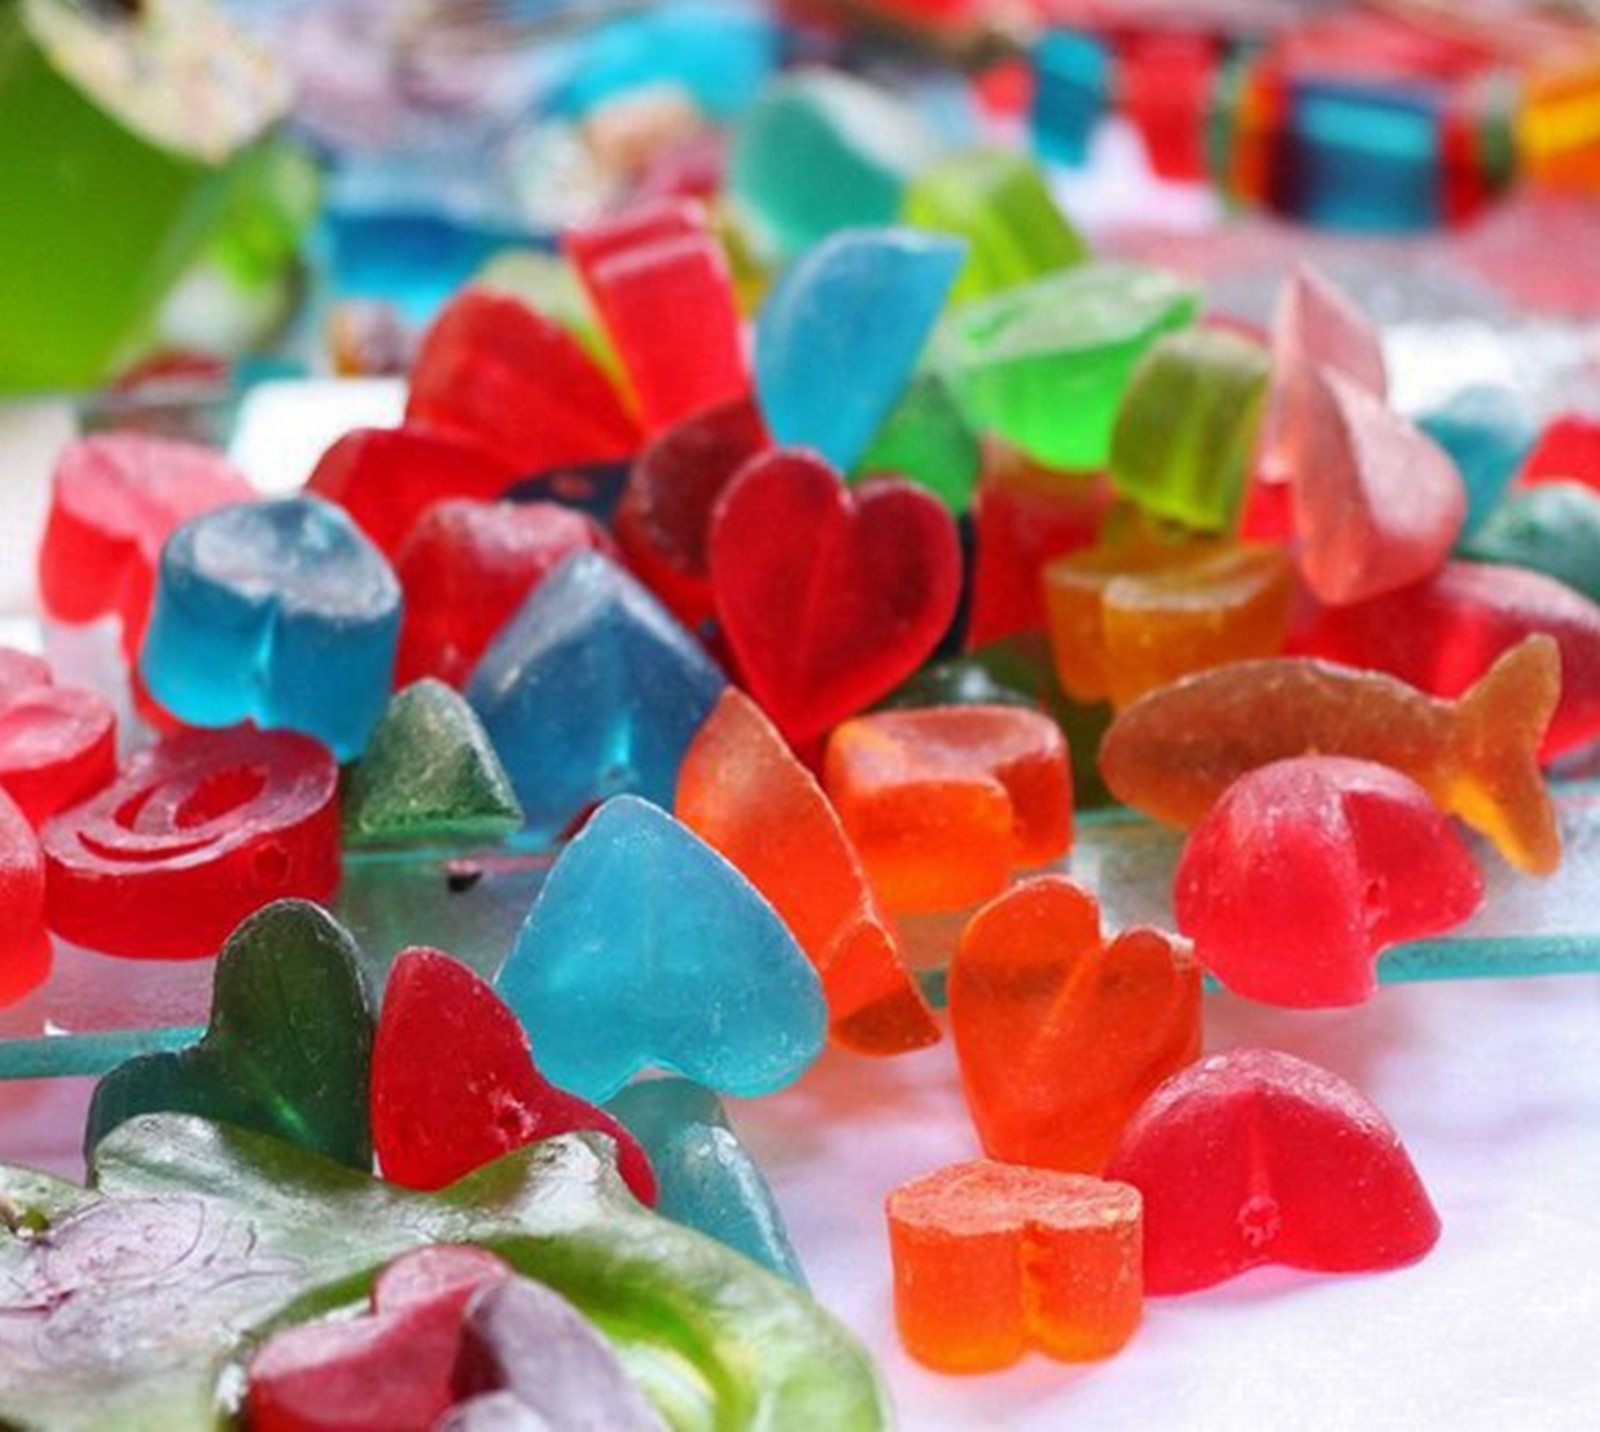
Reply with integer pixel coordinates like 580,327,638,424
1110,326,1271,531
344,680,523,848
854,372,981,512
1463,481,1600,604
730,70,937,261
902,148,1086,303
933,263,1201,472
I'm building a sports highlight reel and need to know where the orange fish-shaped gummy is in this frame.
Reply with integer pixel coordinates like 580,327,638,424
1100,634,1561,875
951,876,1201,1174
675,688,937,1055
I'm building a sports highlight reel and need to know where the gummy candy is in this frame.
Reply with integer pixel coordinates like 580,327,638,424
1104,1049,1441,1294
854,373,980,514
86,901,373,1167
823,704,1072,914
613,396,770,630
1118,32,1217,181
1100,637,1560,876
1462,482,1600,604
607,1075,806,1285
343,681,523,848
0,790,50,1008
1418,385,1534,537
140,496,402,761
1294,561,1600,761
498,796,826,1101
394,500,613,689
934,263,1201,471
37,432,253,660
887,1160,1142,1372
42,726,342,958
0,646,116,827
437,1394,545,1431
306,426,519,560
466,552,725,838
1176,758,1485,1008
406,290,639,475
710,450,961,746
951,876,1200,1173
372,947,655,1201
454,1275,667,1430
753,227,964,473
676,689,937,1054
1521,411,1600,492
1030,29,1111,166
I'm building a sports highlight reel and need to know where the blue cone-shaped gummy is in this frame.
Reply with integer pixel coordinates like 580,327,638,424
498,796,827,1102
140,495,400,760
466,552,725,840
607,1076,808,1286
755,227,966,472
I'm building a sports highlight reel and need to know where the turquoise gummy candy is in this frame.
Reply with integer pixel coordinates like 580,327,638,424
855,372,980,513
141,495,401,760
1462,481,1600,604
466,552,725,840
343,679,523,848
607,1076,807,1286
1030,29,1111,167
933,263,1201,472
498,796,826,1103
755,228,965,472
731,71,939,262
1420,385,1536,537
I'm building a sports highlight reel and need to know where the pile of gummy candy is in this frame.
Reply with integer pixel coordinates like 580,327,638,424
5,116,1600,1430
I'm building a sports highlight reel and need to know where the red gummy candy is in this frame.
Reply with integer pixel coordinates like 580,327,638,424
306,425,518,559
41,727,340,959
1118,33,1217,181
371,948,656,1202
0,648,116,827
1294,560,1600,759
1105,1048,1441,1295
0,791,51,1008
407,290,639,475
613,397,770,629
565,200,748,433
247,1245,510,1432
1175,757,1483,1008
1521,412,1600,492
710,449,962,745
395,500,614,688
37,432,253,660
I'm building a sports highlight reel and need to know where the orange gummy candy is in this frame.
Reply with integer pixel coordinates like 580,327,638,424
823,705,1072,915
676,688,938,1054
951,876,1201,1172
1043,523,1294,708
887,1159,1143,1372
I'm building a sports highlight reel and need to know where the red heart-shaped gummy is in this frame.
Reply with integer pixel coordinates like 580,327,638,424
1104,1047,1441,1295
0,649,116,828
709,449,961,744
372,948,656,1202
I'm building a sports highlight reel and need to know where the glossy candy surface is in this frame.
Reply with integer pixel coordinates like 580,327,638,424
753,227,964,472
499,796,826,1101
0,647,116,827
854,373,980,514
951,877,1200,1173
677,689,936,1054
42,726,341,958
372,948,654,1201
1100,637,1560,875
85,901,373,1167
607,1076,806,1284
1176,758,1485,1007
0,790,50,1008
887,1160,1143,1372
140,496,401,760
710,450,961,745
825,705,1072,914
1461,482,1600,605
466,552,725,838
1104,1049,1441,1294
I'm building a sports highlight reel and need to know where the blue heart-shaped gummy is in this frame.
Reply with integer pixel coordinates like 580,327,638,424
141,496,400,760
466,551,725,839
754,227,965,472
497,796,826,1101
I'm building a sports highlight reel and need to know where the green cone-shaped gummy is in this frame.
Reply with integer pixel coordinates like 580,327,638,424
86,900,374,1168
854,372,981,512
344,680,524,847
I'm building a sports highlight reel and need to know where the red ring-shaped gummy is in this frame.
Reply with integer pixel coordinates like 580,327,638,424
41,727,341,959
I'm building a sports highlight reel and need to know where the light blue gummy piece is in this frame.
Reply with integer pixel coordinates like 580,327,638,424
1421,385,1537,539
465,551,725,840
140,496,400,761
1030,28,1110,167
607,1076,807,1286
498,796,827,1103
755,227,966,472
